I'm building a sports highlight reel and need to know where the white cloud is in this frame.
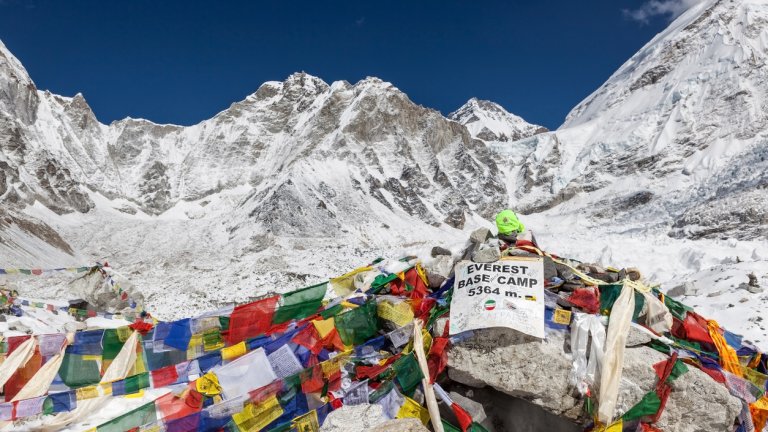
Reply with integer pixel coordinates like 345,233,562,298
623,0,705,24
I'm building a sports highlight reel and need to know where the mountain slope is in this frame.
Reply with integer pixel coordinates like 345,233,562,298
501,0,768,241
1,40,552,316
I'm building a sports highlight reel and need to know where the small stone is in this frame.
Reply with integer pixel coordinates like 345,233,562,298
469,227,492,244
472,244,501,263
667,281,698,298
626,267,642,281
431,246,452,257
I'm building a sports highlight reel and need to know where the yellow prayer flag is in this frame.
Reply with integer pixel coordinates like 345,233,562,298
312,317,335,338
233,395,284,432
125,389,144,398
187,334,204,360
196,372,222,396
377,300,414,327
396,396,430,425
330,266,373,296
292,409,320,432
553,309,572,325
75,386,100,400
222,341,247,361
605,419,623,432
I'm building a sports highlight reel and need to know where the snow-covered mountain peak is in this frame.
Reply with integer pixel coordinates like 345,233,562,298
509,0,768,241
449,97,546,144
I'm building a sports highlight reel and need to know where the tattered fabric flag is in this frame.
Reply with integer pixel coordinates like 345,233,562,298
750,395,768,432
155,386,203,422
4,348,42,402
403,265,429,303
164,319,193,352
621,391,661,421
58,354,102,388
392,353,424,396
335,301,379,346
96,400,157,432
273,282,328,324
709,320,743,377
47,390,76,413
232,394,284,432
396,395,430,426
330,267,373,296
213,347,277,399
292,409,320,432
226,296,280,344
151,365,180,388
652,359,689,383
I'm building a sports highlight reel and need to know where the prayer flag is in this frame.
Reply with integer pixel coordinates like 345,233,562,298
227,296,280,345
273,282,327,324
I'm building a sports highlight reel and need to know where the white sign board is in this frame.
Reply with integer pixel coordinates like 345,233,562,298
449,257,545,338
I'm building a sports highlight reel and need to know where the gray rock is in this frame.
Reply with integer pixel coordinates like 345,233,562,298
425,255,455,279
469,228,492,244
625,325,653,347
448,327,741,432
319,404,428,432
472,244,501,263
667,281,699,298
431,246,453,257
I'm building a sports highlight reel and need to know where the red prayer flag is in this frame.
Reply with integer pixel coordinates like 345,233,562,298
301,365,325,394
151,365,180,388
249,380,283,405
292,325,323,355
451,402,474,432
156,385,203,421
4,349,42,401
6,336,30,355
428,337,450,383
225,296,279,344
680,312,715,346
404,266,428,301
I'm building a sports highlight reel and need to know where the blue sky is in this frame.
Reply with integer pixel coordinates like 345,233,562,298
0,0,692,129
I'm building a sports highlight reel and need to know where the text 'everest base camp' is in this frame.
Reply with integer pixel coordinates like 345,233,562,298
1,0,768,431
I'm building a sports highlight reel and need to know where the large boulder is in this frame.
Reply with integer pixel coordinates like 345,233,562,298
447,327,741,432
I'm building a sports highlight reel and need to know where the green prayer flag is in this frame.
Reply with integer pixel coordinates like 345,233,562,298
621,391,661,421
101,329,125,363
470,422,490,432
219,315,230,330
369,273,399,294
663,294,692,321
273,282,328,324
97,400,157,432
59,354,101,388
319,304,343,320
667,359,689,382
123,372,151,394
369,380,395,403
599,284,644,319
392,353,423,396
335,301,379,345
442,419,461,432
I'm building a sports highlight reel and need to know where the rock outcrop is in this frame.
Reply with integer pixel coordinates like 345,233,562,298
447,327,742,432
